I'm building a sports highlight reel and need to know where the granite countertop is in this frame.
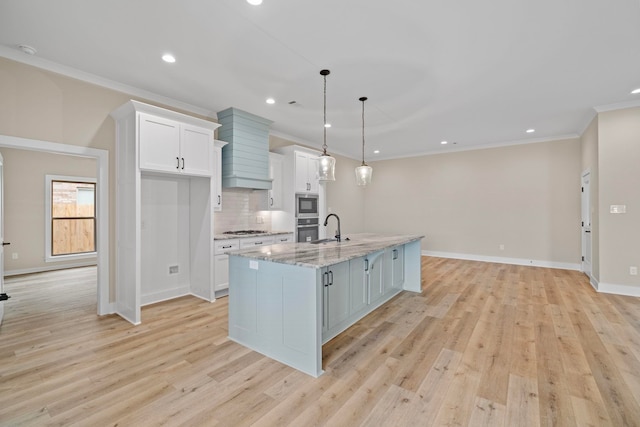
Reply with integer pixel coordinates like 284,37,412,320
228,233,424,268
214,230,294,240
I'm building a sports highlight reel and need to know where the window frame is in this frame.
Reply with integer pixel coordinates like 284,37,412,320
45,174,97,262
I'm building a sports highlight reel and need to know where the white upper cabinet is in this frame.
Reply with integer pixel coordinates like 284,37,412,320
213,140,227,212
268,152,284,210
295,151,319,194
138,113,214,177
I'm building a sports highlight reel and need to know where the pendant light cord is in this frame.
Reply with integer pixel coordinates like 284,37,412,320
321,69,330,156
360,96,368,166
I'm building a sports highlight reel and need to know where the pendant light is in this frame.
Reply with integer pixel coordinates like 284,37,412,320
355,96,373,186
318,69,336,181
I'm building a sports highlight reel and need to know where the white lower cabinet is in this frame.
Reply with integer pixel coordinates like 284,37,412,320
214,239,239,292
323,249,404,342
322,261,350,333
214,235,292,293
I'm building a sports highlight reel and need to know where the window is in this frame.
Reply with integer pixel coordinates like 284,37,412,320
45,175,97,261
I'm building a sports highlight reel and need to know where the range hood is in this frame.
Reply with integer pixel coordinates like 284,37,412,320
217,107,273,190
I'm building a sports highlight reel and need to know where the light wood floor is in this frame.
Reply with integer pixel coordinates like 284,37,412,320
2,259,640,426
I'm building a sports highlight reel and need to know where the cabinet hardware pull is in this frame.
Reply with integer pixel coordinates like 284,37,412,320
393,249,398,260
176,157,180,169
222,245,232,249
270,197,273,206
181,157,185,170
364,259,369,272
329,270,334,285
323,272,329,287
255,242,262,245
217,195,221,205
2,242,10,246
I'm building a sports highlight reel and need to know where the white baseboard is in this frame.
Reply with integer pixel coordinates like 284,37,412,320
141,286,190,306
594,281,640,298
4,261,98,277
423,252,640,297
422,251,581,271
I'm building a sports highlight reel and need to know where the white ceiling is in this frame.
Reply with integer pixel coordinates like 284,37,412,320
1,0,640,160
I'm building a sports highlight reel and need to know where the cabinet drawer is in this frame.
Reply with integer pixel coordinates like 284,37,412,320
214,239,240,255
273,233,294,243
239,236,275,249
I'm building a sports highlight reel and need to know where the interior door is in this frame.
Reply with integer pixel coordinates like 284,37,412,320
0,152,7,324
581,171,592,277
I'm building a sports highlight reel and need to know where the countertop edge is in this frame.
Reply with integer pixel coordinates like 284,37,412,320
228,234,425,269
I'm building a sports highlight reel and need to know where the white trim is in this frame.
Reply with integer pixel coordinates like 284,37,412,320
422,250,581,271
0,134,111,316
595,282,640,298
45,174,97,263
0,46,215,120
4,261,98,277
593,99,640,113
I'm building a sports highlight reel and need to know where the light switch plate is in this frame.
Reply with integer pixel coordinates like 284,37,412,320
250,260,259,270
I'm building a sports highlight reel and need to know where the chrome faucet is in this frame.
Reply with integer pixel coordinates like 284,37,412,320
324,213,341,242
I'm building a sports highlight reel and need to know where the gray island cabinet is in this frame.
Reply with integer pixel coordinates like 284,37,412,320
227,233,424,377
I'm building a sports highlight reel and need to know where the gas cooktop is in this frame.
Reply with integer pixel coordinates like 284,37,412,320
223,230,268,235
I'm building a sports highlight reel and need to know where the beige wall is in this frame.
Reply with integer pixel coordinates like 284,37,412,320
1,148,96,273
0,57,218,300
580,117,599,280
324,154,367,234
597,107,640,287
361,139,582,265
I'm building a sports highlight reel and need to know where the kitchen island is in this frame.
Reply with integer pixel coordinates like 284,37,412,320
227,233,424,377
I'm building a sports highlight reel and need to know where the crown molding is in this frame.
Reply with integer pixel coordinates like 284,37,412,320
0,45,215,119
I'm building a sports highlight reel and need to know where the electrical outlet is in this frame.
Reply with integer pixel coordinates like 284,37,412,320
12,252,18,260
499,244,505,251
256,216,263,224
630,266,638,276
169,265,179,275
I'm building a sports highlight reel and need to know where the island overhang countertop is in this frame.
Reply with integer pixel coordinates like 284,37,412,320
226,233,424,268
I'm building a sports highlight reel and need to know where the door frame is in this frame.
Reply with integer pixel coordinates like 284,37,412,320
0,135,110,316
581,169,592,277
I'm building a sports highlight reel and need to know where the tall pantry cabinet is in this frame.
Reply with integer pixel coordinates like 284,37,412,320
111,100,221,325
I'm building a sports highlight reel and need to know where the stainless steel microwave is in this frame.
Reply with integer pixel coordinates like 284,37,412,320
296,194,318,218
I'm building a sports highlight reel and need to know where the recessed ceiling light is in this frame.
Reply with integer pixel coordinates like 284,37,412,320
632,88,640,94
18,44,37,55
247,0,262,5
266,98,275,105
526,128,535,133
373,150,380,154
441,141,448,145
324,123,331,128
162,54,176,63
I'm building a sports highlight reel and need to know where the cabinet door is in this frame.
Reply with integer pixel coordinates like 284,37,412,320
295,152,310,193
139,113,180,173
269,153,284,210
214,254,229,291
307,155,319,194
368,251,384,304
392,246,405,289
350,257,367,314
213,146,222,211
181,125,213,176
324,261,350,330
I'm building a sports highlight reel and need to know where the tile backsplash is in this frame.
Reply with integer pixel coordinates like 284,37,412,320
214,188,272,233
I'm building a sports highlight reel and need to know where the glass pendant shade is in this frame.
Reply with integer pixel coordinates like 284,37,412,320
318,154,336,181
355,164,372,186
355,96,372,186
317,69,336,181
